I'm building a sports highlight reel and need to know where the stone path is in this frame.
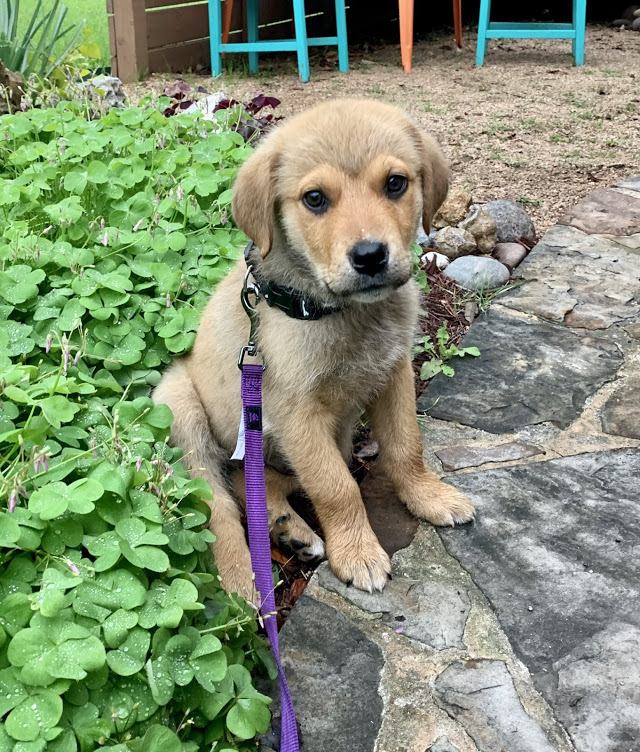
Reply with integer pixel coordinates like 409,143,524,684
269,178,640,752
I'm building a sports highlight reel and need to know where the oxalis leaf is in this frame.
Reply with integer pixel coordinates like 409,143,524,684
5,690,63,741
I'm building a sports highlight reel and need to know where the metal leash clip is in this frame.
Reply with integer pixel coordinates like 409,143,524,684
238,264,264,369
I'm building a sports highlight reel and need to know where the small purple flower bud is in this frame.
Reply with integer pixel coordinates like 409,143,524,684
66,559,80,576
73,350,81,365
177,185,184,202
133,218,143,232
9,491,17,512
221,209,228,225
45,334,52,353
136,457,142,472
100,218,105,231
33,457,41,474
63,348,70,375
42,456,48,472
102,231,108,247
166,294,171,308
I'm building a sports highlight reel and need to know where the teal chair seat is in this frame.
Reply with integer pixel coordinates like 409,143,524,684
476,0,587,65
208,0,349,82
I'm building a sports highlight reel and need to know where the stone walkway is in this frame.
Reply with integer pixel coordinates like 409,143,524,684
270,177,640,752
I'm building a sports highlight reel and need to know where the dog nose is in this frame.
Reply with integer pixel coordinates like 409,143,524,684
349,240,389,276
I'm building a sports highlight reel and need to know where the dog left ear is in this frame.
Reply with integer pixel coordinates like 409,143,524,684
417,133,449,233
231,141,279,257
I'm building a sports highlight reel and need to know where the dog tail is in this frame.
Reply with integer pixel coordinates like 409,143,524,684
152,360,254,598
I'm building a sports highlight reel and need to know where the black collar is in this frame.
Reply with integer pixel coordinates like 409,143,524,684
244,242,342,321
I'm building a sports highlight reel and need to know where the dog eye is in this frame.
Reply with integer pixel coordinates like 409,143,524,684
302,190,328,214
385,175,408,198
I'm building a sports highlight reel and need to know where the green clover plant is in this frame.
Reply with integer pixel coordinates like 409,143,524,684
0,99,276,751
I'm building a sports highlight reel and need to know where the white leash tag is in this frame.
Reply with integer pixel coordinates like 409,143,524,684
230,408,246,460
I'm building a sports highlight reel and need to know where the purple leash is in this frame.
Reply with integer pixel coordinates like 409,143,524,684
238,259,300,752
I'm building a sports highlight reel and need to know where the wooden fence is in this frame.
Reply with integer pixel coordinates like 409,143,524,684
107,0,331,83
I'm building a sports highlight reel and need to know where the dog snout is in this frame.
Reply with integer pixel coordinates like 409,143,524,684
349,240,389,277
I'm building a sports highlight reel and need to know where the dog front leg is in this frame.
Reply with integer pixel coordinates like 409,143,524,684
275,404,391,592
367,355,475,526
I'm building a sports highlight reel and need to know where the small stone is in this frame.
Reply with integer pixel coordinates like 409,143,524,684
464,301,479,323
483,199,536,242
623,323,640,339
632,16,640,29
421,251,450,270
435,441,543,471
444,256,510,291
434,226,477,260
493,241,528,269
459,206,498,253
81,75,126,110
433,187,473,228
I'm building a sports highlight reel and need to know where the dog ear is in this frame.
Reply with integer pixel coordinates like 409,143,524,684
418,133,449,233
231,142,278,257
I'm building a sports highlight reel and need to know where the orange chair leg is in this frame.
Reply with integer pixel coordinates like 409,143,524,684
222,0,233,54
398,0,414,72
453,0,463,48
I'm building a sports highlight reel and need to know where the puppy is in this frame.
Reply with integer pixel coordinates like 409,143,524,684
153,99,475,602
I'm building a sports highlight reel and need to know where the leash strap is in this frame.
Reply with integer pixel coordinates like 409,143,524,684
241,363,300,752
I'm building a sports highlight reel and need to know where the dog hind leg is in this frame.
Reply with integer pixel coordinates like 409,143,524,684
152,361,255,601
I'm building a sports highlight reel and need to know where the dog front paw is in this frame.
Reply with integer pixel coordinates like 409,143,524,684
327,531,391,593
215,548,257,604
401,478,475,526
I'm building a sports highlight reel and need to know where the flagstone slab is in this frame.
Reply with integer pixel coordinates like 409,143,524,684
433,660,557,752
435,441,543,471
417,309,623,433
274,595,383,752
614,174,640,192
495,224,640,329
601,374,640,440
439,449,640,752
559,188,640,236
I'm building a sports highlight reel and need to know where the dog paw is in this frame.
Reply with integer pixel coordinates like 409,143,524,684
216,549,257,604
403,479,475,526
271,511,325,563
327,532,391,593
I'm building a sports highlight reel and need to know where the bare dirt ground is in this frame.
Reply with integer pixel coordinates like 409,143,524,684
127,25,640,234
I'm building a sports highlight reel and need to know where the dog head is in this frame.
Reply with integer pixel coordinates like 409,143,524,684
232,99,449,303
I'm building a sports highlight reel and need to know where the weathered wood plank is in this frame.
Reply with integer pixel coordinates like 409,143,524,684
147,3,208,49
148,38,210,73
112,0,149,82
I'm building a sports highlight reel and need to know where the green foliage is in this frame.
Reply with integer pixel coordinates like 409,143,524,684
0,0,85,77
414,322,480,381
0,102,276,751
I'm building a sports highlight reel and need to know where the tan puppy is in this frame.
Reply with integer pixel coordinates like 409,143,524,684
153,99,475,601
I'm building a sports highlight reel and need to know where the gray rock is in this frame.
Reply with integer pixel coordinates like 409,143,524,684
440,449,640,749
428,737,461,752
417,309,623,433
433,660,557,752
435,441,543,471
632,16,640,29
550,623,640,752
497,224,640,329
82,75,126,109
615,174,640,192
416,227,437,247
443,256,510,291
317,563,471,649
493,241,528,269
601,374,640,439
482,199,536,242
458,206,498,253
274,595,384,752
434,226,477,260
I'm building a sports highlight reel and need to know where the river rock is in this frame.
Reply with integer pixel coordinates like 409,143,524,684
433,187,473,228
483,199,536,242
82,75,126,110
434,226,477,259
632,16,640,29
459,206,498,253
493,241,528,269
444,256,510,290
421,251,450,270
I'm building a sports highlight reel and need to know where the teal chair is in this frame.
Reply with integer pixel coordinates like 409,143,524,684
208,0,349,82
476,0,587,65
